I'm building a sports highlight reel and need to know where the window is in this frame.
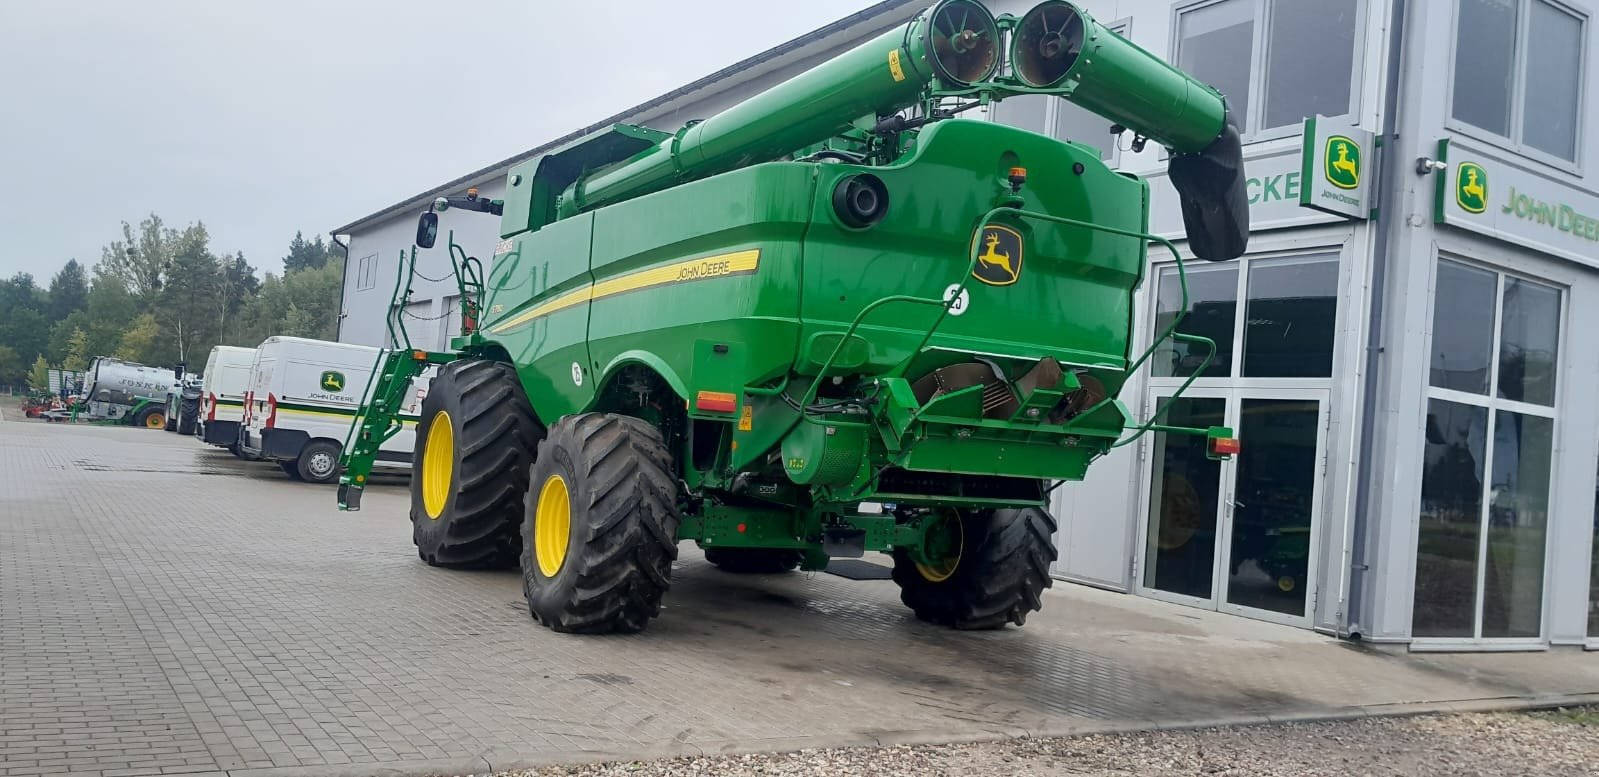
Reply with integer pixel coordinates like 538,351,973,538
990,22,1127,162
1413,259,1562,641
1151,255,1339,380
1175,0,1361,138
1451,0,1585,162
355,253,378,291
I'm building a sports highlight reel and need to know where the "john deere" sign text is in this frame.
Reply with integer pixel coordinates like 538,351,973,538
1434,138,1599,266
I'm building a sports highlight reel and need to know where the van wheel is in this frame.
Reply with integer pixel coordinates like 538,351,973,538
296,439,342,484
522,414,680,633
412,360,543,569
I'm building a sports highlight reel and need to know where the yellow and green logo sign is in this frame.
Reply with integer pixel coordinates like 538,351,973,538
1457,162,1488,214
971,225,1023,286
319,371,346,392
1324,135,1361,190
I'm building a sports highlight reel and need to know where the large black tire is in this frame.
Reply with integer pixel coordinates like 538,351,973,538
891,506,1058,630
412,360,543,569
295,439,342,484
704,547,803,574
164,415,177,432
521,413,679,633
176,400,198,435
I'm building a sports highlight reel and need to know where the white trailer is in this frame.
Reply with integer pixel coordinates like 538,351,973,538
196,346,257,453
240,336,425,483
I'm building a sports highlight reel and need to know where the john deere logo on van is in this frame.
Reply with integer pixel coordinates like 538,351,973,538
1324,135,1360,190
1457,162,1488,214
972,225,1023,286
319,371,346,392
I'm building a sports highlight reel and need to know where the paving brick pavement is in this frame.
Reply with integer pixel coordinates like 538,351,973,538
1,413,1596,777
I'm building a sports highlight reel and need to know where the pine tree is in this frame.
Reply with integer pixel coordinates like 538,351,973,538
47,260,89,322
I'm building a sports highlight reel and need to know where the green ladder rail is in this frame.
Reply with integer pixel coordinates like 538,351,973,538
336,347,451,510
337,233,481,511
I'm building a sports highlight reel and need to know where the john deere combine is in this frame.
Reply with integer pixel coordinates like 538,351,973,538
339,0,1248,633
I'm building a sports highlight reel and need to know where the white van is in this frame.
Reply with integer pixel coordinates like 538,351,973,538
197,346,258,453
240,336,425,483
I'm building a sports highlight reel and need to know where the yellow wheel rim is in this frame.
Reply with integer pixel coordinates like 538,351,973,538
145,413,165,429
534,474,571,578
1277,575,1297,592
915,511,964,583
421,411,454,519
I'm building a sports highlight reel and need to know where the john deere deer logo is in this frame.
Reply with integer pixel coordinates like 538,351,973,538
1325,136,1360,190
1456,162,1488,214
972,225,1023,286
320,371,346,392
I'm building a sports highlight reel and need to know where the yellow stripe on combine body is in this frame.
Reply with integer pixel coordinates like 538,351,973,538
487,249,760,335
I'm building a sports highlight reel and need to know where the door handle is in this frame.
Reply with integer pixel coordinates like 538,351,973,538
1225,499,1245,509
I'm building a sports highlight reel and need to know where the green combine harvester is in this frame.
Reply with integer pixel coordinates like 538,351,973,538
339,0,1249,633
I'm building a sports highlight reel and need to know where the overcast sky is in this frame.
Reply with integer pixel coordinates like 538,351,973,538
0,0,874,282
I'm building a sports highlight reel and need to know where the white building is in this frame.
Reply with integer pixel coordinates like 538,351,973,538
333,0,1599,651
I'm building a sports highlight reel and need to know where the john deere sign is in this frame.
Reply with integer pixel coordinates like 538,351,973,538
1299,115,1374,219
1434,138,1599,267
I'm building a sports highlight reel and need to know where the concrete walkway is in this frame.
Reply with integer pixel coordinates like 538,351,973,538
1,416,1596,777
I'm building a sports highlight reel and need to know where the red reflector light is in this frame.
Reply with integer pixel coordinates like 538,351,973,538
265,393,278,429
1210,437,1241,456
206,392,217,422
695,391,737,413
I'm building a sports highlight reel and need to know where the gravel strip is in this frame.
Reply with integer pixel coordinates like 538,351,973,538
494,710,1599,777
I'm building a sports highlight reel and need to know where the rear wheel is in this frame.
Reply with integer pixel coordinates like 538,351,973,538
135,407,166,430
296,439,342,484
704,547,804,574
411,360,543,569
891,506,1057,630
522,413,680,633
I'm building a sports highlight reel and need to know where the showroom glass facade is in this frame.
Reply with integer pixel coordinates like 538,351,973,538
1413,259,1562,642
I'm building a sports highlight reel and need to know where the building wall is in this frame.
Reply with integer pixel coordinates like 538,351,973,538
1358,0,1599,647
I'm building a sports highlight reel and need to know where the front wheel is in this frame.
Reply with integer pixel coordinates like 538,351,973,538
295,439,342,484
522,413,680,634
891,506,1058,630
411,360,543,569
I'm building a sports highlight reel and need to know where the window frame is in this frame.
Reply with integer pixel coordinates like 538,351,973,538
355,253,378,292
1445,0,1589,174
1147,249,1346,390
1411,253,1569,647
1170,0,1368,144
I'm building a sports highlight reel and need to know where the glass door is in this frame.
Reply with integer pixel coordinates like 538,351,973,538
1139,388,1329,626
1140,392,1230,607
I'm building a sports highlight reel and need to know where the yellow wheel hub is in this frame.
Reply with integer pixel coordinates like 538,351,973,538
534,474,572,577
421,411,454,520
915,511,964,583
144,412,165,429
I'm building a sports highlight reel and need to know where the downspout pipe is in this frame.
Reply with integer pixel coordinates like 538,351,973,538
332,233,351,342
1345,0,1407,640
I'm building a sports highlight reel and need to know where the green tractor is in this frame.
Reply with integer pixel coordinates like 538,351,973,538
340,0,1248,633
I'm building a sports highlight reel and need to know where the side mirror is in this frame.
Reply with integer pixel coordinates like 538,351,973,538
416,211,439,249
